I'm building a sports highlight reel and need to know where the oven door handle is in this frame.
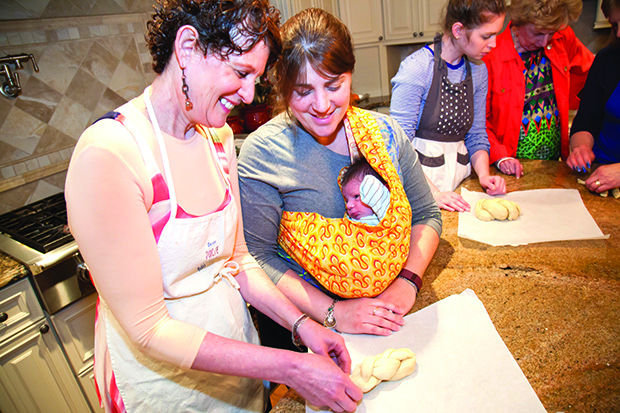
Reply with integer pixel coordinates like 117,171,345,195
31,243,80,274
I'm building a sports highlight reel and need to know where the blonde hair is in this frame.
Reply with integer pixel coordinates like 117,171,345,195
509,0,582,30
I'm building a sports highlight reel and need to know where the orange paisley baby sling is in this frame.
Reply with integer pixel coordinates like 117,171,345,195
277,107,412,298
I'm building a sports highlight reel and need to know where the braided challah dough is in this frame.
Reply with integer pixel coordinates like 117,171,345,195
350,348,416,393
577,178,620,198
474,199,521,221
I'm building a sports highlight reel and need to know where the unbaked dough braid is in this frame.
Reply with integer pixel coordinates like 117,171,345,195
350,348,417,393
474,199,521,221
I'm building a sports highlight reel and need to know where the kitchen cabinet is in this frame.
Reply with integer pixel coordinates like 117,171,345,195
339,0,384,44
273,0,339,21
290,0,339,16
349,43,390,100
339,0,446,97
78,364,101,413
340,0,443,46
52,293,101,412
383,0,444,43
0,278,92,413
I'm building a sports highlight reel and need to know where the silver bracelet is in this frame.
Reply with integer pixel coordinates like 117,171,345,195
323,298,338,328
291,314,309,349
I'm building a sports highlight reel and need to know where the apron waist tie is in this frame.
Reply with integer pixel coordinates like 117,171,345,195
215,261,240,290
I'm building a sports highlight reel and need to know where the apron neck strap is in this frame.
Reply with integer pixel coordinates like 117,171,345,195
144,86,179,219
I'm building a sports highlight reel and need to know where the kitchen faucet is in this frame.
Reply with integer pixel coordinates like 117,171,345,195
0,53,39,99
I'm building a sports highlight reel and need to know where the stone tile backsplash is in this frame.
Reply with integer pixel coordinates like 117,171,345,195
0,12,154,213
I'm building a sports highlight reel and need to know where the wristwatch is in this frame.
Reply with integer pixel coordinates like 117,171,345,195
323,298,338,328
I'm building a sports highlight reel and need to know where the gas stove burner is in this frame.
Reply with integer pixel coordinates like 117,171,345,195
0,193,74,253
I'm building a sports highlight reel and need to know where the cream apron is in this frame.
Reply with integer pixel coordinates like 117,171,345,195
414,34,474,192
101,88,265,412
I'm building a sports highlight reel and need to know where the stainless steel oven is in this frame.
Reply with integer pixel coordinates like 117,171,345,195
0,193,95,315
0,192,101,412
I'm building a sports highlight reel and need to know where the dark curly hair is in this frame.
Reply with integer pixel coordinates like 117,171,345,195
146,0,281,74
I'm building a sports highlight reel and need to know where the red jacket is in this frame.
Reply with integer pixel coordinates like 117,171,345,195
483,24,593,163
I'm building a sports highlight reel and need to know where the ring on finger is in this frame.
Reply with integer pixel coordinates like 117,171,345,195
595,180,601,186
372,307,377,316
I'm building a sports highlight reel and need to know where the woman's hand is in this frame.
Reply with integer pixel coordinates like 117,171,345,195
567,146,595,172
479,175,506,195
287,352,362,412
567,131,595,172
297,319,352,373
376,277,417,315
432,191,471,212
497,158,524,178
585,163,620,192
333,298,405,336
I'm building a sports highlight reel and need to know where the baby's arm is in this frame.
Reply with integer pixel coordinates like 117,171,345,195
359,175,390,220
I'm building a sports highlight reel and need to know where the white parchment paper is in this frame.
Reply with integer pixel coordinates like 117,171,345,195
307,289,546,413
458,188,609,246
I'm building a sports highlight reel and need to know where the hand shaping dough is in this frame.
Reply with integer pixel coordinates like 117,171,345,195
350,348,416,393
577,178,620,199
474,199,521,221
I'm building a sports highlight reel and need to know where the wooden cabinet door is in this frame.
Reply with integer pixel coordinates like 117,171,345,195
79,363,104,412
418,0,446,41
383,0,418,41
351,43,389,97
52,293,96,374
0,320,92,413
339,0,384,44
291,0,339,16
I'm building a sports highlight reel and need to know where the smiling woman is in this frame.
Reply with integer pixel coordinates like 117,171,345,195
63,1,364,412
238,8,442,354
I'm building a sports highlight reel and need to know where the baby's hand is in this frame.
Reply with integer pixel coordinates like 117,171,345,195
360,175,390,219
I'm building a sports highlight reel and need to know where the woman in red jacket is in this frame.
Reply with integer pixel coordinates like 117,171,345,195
483,0,593,177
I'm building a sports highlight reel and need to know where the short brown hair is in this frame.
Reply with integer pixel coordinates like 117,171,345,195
509,0,582,31
443,0,506,33
146,0,281,74
273,8,355,113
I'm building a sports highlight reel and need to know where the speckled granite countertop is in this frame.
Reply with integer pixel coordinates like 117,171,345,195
272,160,620,412
0,251,28,288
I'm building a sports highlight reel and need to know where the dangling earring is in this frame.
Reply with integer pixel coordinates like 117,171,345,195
181,67,193,111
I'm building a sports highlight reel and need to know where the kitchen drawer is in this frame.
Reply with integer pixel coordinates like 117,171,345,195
0,278,44,342
52,292,97,374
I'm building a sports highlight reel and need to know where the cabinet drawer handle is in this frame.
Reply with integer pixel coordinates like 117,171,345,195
378,35,383,41
412,32,418,37
0,312,7,322
419,32,424,37
40,324,50,334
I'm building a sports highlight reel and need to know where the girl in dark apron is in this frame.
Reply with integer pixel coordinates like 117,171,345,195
390,0,508,212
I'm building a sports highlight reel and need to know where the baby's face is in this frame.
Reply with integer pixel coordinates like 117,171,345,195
342,177,374,219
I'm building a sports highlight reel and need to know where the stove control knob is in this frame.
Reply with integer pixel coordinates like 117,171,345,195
0,312,7,322
40,324,50,334
77,261,90,282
